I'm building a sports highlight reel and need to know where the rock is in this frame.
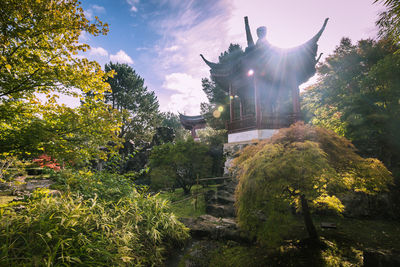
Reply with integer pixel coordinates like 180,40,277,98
223,142,255,175
25,179,54,191
180,215,252,243
216,191,235,205
206,203,235,218
204,190,217,204
363,249,400,267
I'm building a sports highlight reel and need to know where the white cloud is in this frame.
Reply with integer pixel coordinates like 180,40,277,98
91,5,105,13
149,0,234,114
84,5,106,20
127,0,139,12
89,47,108,57
162,73,208,115
164,45,180,52
84,10,93,20
110,50,134,64
79,31,90,42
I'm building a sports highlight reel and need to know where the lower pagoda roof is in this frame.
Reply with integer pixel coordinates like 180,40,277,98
179,114,206,130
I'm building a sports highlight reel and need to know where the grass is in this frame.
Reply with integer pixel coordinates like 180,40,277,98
158,184,217,218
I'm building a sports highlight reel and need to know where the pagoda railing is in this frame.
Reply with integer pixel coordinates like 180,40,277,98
227,114,299,133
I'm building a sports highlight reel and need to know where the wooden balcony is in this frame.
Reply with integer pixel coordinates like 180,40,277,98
227,114,298,133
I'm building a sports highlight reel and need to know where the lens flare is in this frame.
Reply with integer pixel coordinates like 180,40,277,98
218,106,224,112
213,110,221,118
247,69,254,76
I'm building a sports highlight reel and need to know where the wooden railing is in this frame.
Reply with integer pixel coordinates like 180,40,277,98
227,114,298,133
226,115,256,133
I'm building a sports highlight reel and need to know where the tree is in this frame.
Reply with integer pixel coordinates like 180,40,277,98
0,96,122,165
104,62,160,152
0,0,111,99
0,0,122,165
149,139,212,194
234,123,392,245
198,127,227,177
201,44,243,130
160,112,188,141
102,62,160,173
301,37,400,174
375,0,400,49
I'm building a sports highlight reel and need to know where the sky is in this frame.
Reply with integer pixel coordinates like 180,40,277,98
74,0,385,115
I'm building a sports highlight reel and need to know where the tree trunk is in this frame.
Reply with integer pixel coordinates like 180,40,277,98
300,194,318,240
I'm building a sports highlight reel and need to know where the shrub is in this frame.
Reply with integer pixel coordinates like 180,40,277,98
149,139,212,194
0,191,189,266
50,170,136,201
234,122,393,245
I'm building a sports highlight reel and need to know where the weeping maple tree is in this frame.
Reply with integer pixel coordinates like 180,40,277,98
234,122,393,245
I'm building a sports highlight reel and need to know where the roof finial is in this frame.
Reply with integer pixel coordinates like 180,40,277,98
244,17,255,48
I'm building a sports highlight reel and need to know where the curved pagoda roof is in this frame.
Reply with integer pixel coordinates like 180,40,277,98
179,114,206,130
201,17,329,90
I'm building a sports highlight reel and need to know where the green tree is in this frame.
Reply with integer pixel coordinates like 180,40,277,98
0,0,122,165
149,139,212,194
0,0,110,99
201,44,243,130
160,112,188,141
198,127,227,177
104,62,160,153
0,96,122,165
375,0,400,48
234,123,392,245
301,38,400,174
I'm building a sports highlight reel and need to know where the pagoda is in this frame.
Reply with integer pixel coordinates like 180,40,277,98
179,114,206,140
201,17,328,143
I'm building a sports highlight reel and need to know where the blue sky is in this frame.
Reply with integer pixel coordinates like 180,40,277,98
76,0,385,115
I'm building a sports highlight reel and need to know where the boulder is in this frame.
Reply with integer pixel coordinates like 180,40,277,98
206,203,235,218
180,215,252,243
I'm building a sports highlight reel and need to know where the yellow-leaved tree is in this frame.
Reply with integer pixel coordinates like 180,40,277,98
0,0,122,165
234,122,393,245
0,0,111,98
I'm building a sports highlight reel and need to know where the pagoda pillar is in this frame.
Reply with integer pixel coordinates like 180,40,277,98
229,83,234,122
254,76,261,128
291,84,301,122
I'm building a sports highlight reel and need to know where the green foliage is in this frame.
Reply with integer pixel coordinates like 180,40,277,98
0,0,122,166
0,97,122,164
50,170,136,201
0,0,111,99
301,38,400,175
198,127,227,177
234,123,393,245
375,0,400,49
201,44,244,130
150,168,176,191
158,185,211,218
0,157,27,182
104,62,160,147
102,62,161,173
160,111,189,141
151,126,175,146
149,139,212,194
0,192,189,266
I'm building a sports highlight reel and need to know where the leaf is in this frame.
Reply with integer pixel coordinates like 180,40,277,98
5,64,11,73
